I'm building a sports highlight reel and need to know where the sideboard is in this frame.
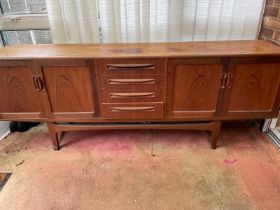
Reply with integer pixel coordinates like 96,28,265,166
0,40,280,150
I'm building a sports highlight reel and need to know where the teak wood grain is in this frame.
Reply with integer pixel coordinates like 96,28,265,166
101,102,164,120
99,74,165,91
0,41,279,150
0,41,280,59
40,61,96,120
228,64,280,111
167,59,222,118
222,57,280,118
97,59,165,75
0,61,44,119
101,88,164,103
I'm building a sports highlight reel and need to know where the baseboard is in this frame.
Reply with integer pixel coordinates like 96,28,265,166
0,122,10,141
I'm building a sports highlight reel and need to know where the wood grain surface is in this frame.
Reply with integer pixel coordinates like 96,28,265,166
0,40,279,60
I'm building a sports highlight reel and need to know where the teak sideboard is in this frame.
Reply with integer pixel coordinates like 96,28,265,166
0,40,280,150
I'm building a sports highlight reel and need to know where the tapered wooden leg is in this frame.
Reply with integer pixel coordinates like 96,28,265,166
47,122,60,150
211,121,222,149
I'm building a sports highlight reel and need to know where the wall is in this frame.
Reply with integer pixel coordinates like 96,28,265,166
259,0,280,45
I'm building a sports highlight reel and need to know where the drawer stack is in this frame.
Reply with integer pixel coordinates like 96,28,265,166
97,59,166,119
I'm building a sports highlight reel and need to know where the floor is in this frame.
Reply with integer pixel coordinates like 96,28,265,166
0,122,280,210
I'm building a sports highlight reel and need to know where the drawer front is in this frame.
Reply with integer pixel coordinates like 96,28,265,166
101,102,164,119
101,87,163,103
97,59,165,75
100,74,164,91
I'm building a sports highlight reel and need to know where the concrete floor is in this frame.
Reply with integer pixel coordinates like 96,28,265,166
0,123,280,210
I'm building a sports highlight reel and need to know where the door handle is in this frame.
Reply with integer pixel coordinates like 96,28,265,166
226,73,234,88
32,76,45,91
221,73,227,89
32,76,40,91
37,76,45,91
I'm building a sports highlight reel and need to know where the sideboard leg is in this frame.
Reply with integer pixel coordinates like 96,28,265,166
211,121,222,149
47,122,60,150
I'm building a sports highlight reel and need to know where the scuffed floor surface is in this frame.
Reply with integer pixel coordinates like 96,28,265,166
0,123,280,210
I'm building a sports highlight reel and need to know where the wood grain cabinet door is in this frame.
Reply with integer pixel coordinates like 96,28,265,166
167,59,224,119
39,60,96,120
0,61,44,120
223,58,280,118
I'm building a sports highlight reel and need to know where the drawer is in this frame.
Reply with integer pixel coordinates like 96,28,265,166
101,102,164,119
97,59,165,75
100,74,164,90
101,87,164,103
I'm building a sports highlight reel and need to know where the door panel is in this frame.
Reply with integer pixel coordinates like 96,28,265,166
168,59,223,118
225,61,280,118
40,61,96,120
0,61,44,120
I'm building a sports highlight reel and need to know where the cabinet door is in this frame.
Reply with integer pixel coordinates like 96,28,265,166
0,61,44,120
167,59,224,118
223,58,280,118
39,60,96,120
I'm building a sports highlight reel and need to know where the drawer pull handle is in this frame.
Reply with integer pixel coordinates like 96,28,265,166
108,78,156,85
107,64,156,70
109,92,156,98
111,107,156,112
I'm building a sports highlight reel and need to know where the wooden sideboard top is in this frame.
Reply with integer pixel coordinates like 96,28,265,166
0,40,279,60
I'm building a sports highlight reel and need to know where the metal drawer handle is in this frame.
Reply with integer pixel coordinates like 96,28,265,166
109,92,156,98
107,64,156,70
110,107,156,112
108,78,156,85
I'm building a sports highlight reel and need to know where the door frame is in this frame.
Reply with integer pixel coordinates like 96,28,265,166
263,117,280,148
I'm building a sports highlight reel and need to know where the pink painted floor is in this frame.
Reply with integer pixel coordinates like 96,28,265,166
0,123,279,210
